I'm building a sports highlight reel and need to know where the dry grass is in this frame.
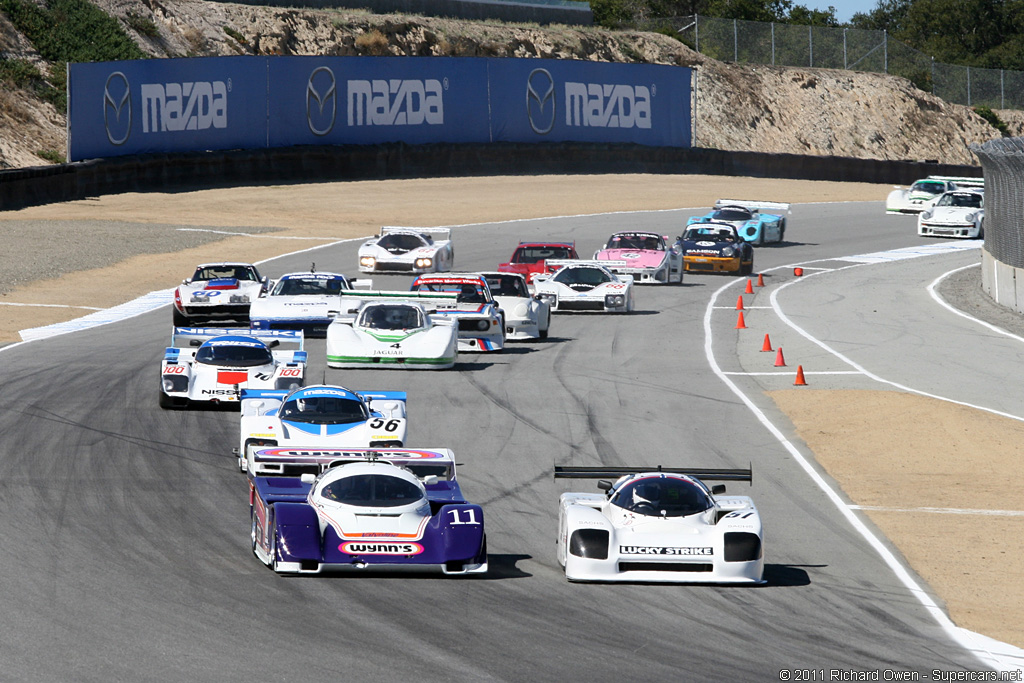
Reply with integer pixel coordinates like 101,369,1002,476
355,28,389,55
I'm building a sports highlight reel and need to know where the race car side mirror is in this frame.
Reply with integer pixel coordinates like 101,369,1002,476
597,480,612,492
300,473,316,484
268,340,280,348
423,475,439,486
190,340,202,347
712,484,726,495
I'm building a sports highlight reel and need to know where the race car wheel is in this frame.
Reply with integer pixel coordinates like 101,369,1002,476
539,312,550,339
740,257,754,276
158,390,176,410
250,515,259,556
779,219,787,242
172,307,188,327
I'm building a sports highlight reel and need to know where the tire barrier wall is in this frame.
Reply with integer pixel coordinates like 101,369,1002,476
0,142,981,212
971,138,1024,313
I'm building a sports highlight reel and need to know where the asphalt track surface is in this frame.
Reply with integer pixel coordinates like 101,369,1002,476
0,201,1003,681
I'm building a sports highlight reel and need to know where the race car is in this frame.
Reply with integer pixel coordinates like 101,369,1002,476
886,176,984,214
687,199,790,245
554,465,763,584
532,260,634,313
325,292,459,370
478,272,551,340
592,231,683,284
679,223,755,275
250,448,488,575
410,274,505,352
237,384,407,473
497,241,579,284
172,262,271,326
358,226,454,274
248,269,371,336
159,328,305,409
917,190,985,239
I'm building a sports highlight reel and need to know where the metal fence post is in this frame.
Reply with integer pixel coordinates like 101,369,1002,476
734,19,738,62
843,28,847,70
884,30,888,73
771,22,775,66
809,25,813,67
931,57,935,94
968,67,972,106
1002,69,1005,109
695,14,699,53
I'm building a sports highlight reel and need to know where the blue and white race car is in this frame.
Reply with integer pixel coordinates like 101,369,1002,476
159,328,305,409
172,262,271,326
238,384,408,473
410,274,505,352
248,270,370,336
687,199,790,245
250,448,488,576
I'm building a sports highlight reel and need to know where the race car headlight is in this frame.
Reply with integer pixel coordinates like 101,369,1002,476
229,294,250,303
537,293,556,304
476,319,489,331
569,529,609,559
921,211,933,219
162,375,188,393
604,294,625,307
721,247,736,257
360,256,376,268
415,258,433,268
966,212,977,222
275,377,303,391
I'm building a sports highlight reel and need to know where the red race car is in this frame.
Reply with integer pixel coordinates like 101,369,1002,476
497,242,578,284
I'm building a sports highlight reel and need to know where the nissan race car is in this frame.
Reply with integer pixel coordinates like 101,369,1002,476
497,241,579,284
479,272,551,340
410,274,505,352
554,466,763,584
687,199,790,245
886,176,984,214
237,384,407,473
917,190,985,239
249,269,371,336
326,292,459,369
358,227,454,274
159,328,305,409
593,231,683,284
680,223,755,275
172,262,271,326
250,449,487,575
533,260,634,313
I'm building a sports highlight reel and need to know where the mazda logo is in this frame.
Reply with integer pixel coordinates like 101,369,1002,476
526,68,555,135
103,71,131,146
307,66,337,136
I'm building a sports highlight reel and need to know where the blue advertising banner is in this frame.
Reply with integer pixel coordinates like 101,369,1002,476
487,59,691,147
68,57,268,162
266,56,492,147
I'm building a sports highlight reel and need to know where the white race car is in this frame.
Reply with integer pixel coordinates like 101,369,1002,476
249,270,371,337
159,328,305,409
886,176,984,214
172,262,271,326
358,227,454,274
410,274,505,352
478,272,551,340
917,190,984,239
555,466,764,584
533,260,634,313
592,231,684,284
326,292,459,369
237,384,407,473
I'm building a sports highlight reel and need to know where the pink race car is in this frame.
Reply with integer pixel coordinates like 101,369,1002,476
593,231,684,284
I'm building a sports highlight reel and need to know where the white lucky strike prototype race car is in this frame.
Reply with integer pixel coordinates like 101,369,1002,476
533,260,634,313
555,466,764,584
886,176,984,214
478,272,551,340
410,274,505,352
917,190,984,239
159,328,306,409
237,384,407,473
358,227,454,274
172,262,271,326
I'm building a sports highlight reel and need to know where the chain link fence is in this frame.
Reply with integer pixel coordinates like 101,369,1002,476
971,138,1024,267
666,15,1024,110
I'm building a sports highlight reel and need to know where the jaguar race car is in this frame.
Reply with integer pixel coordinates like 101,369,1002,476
248,270,370,336
687,199,790,245
497,241,579,284
479,272,551,340
326,292,459,369
172,262,271,326
593,231,683,284
679,223,755,275
358,227,454,274
159,328,306,409
533,261,634,313
237,384,407,473
410,274,505,352
917,190,985,239
554,466,763,584
250,449,487,575
886,176,984,214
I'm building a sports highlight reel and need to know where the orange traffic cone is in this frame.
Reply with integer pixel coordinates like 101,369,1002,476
761,334,773,352
794,365,807,385
744,279,754,294
774,347,786,367
757,273,765,287
736,295,745,310
735,311,747,329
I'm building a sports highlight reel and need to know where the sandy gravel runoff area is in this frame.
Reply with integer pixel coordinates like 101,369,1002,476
1,173,1022,654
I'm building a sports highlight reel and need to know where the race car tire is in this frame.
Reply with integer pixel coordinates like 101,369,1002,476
172,307,188,327
251,514,259,556
757,230,765,247
539,312,550,339
740,258,754,276
158,390,176,410
779,219,787,242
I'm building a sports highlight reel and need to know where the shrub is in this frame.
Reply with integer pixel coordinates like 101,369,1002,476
125,11,159,38
0,0,146,63
355,28,389,55
974,105,1009,136
35,149,65,163
223,26,248,45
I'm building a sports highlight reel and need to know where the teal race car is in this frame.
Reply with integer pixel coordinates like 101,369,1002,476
687,199,790,245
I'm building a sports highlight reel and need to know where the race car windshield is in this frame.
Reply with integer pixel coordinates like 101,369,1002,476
413,282,488,303
684,227,735,242
937,193,982,208
279,396,369,424
193,266,257,281
610,478,712,517
272,277,345,296
553,268,611,286
195,344,272,367
378,233,427,253
608,234,663,251
911,181,945,194
512,246,574,263
320,474,424,507
713,208,752,221
360,306,422,330
483,275,529,297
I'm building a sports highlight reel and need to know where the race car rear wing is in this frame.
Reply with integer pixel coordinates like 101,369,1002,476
714,199,791,214
250,446,456,480
926,175,985,187
545,259,628,269
554,465,752,484
170,327,305,350
380,226,452,240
